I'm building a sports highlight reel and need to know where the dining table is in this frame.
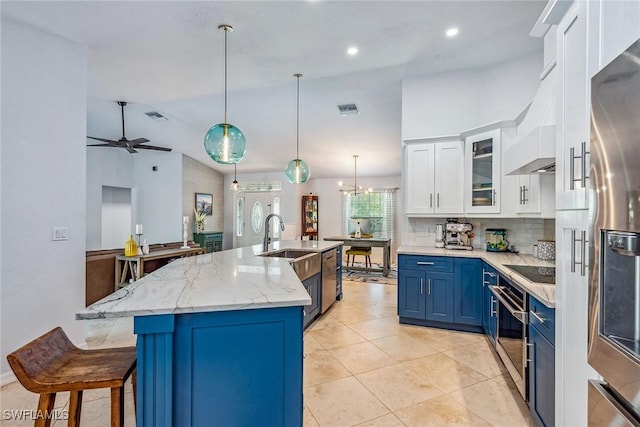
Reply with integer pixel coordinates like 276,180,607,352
324,236,392,277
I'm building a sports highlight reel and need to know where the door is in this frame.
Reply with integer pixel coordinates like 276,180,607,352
398,269,426,319
238,191,279,248
529,324,556,427
434,141,464,214
405,143,435,214
556,3,590,210
425,272,454,323
453,258,482,326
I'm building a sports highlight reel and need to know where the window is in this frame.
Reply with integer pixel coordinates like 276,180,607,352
343,190,396,242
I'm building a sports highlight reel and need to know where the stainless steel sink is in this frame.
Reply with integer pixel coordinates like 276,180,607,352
260,250,321,281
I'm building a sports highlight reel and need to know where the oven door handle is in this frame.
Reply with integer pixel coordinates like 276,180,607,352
489,285,528,323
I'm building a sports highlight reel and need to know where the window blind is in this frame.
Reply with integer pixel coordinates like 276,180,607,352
342,189,396,244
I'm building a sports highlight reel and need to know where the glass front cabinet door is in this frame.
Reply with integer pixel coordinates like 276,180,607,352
464,129,502,214
302,195,318,240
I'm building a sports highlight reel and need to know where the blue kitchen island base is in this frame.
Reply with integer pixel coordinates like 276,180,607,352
134,306,303,427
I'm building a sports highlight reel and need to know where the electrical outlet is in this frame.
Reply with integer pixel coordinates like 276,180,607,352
52,226,69,241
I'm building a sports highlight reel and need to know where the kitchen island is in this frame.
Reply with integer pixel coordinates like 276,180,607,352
77,240,342,427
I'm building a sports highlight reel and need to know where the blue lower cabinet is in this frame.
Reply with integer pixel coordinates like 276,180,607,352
453,258,482,326
134,307,303,427
424,272,454,323
529,295,555,427
398,269,426,319
529,324,555,427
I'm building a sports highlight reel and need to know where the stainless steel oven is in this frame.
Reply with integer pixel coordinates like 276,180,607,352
588,37,640,425
490,276,528,398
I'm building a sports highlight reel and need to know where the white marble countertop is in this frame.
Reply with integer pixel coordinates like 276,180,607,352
397,246,556,308
77,241,343,320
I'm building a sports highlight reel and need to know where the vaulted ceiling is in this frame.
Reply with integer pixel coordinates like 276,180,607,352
2,1,546,178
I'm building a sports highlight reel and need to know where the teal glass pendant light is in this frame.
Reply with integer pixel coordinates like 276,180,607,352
285,73,310,184
204,24,246,165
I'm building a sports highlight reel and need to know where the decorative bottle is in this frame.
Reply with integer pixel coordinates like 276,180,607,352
142,239,150,255
124,235,139,257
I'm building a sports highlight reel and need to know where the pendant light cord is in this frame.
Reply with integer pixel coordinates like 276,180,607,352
223,27,228,124
296,75,300,160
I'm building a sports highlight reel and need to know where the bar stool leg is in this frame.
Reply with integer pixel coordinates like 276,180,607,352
68,390,83,427
132,369,137,414
35,392,56,427
110,386,124,427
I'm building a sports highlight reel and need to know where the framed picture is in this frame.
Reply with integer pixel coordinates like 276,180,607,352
195,193,213,216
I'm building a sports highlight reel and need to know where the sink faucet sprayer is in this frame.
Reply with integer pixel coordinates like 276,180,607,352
263,213,285,252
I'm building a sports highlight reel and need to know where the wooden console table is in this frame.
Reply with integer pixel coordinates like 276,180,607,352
115,247,205,290
324,236,392,277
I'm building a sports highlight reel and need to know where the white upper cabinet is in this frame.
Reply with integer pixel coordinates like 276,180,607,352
514,173,555,216
591,0,640,76
405,138,463,215
556,2,591,210
464,129,501,214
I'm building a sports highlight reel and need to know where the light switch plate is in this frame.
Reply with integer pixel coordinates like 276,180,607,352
52,226,69,241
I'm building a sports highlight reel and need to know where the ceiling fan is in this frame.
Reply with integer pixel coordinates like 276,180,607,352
87,101,171,154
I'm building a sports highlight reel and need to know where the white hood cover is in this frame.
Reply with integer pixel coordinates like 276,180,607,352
505,67,557,175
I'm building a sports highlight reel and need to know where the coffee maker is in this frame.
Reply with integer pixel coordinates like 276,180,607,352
444,219,474,250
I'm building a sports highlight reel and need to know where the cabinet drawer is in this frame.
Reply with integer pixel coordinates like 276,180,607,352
529,295,555,345
399,255,453,273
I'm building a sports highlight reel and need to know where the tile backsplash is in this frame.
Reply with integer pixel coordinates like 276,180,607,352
404,217,555,255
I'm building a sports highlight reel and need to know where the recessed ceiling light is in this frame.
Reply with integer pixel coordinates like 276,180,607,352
347,46,358,55
446,27,459,37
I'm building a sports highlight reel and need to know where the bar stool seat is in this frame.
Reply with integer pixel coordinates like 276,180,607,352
346,247,372,268
7,327,136,427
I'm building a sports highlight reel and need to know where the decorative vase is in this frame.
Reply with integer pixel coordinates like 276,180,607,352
124,235,139,257
142,239,150,255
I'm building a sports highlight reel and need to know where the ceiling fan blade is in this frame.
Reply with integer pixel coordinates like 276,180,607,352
87,143,116,147
125,146,138,154
128,138,151,146
136,145,172,152
87,136,119,144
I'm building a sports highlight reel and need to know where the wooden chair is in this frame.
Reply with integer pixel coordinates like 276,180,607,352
6,327,137,427
346,247,372,268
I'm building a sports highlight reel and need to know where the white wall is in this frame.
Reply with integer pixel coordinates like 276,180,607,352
86,149,183,248
133,151,182,244
1,19,87,380
402,52,542,140
86,149,134,249
101,186,132,249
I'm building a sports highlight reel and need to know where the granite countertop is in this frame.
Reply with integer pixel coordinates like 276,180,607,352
397,246,556,308
77,240,343,320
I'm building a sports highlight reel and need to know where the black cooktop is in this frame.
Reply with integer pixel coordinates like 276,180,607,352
504,265,555,284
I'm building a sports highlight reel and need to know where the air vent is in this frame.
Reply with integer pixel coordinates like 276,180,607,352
337,103,359,116
145,111,169,122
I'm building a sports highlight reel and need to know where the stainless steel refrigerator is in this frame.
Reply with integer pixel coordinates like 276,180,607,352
588,37,640,425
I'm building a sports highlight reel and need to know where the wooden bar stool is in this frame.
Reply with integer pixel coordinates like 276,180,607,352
6,327,137,427
346,247,372,268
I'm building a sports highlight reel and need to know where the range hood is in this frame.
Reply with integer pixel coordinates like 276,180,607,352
505,125,556,175
505,65,557,175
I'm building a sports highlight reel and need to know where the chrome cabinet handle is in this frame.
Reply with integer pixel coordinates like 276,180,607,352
428,278,432,295
572,229,588,276
581,141,590,188
417,261,435,265
570,142,590,190
492,189,497,206
530,310,545,324
420,278,424,295
526,342,534,363
522,186,528,204
437,193,440,208
490,296,497,317
430,193,433,208
483,270,496,278
519,186,523,205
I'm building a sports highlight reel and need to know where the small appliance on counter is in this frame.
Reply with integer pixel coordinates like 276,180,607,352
435,224,445,248
444,219,473,250
486,228,509,252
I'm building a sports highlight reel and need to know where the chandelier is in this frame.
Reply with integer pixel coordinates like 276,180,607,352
338,154,372,196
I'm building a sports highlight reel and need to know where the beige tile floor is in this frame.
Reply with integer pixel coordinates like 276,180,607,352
1,279,533,426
